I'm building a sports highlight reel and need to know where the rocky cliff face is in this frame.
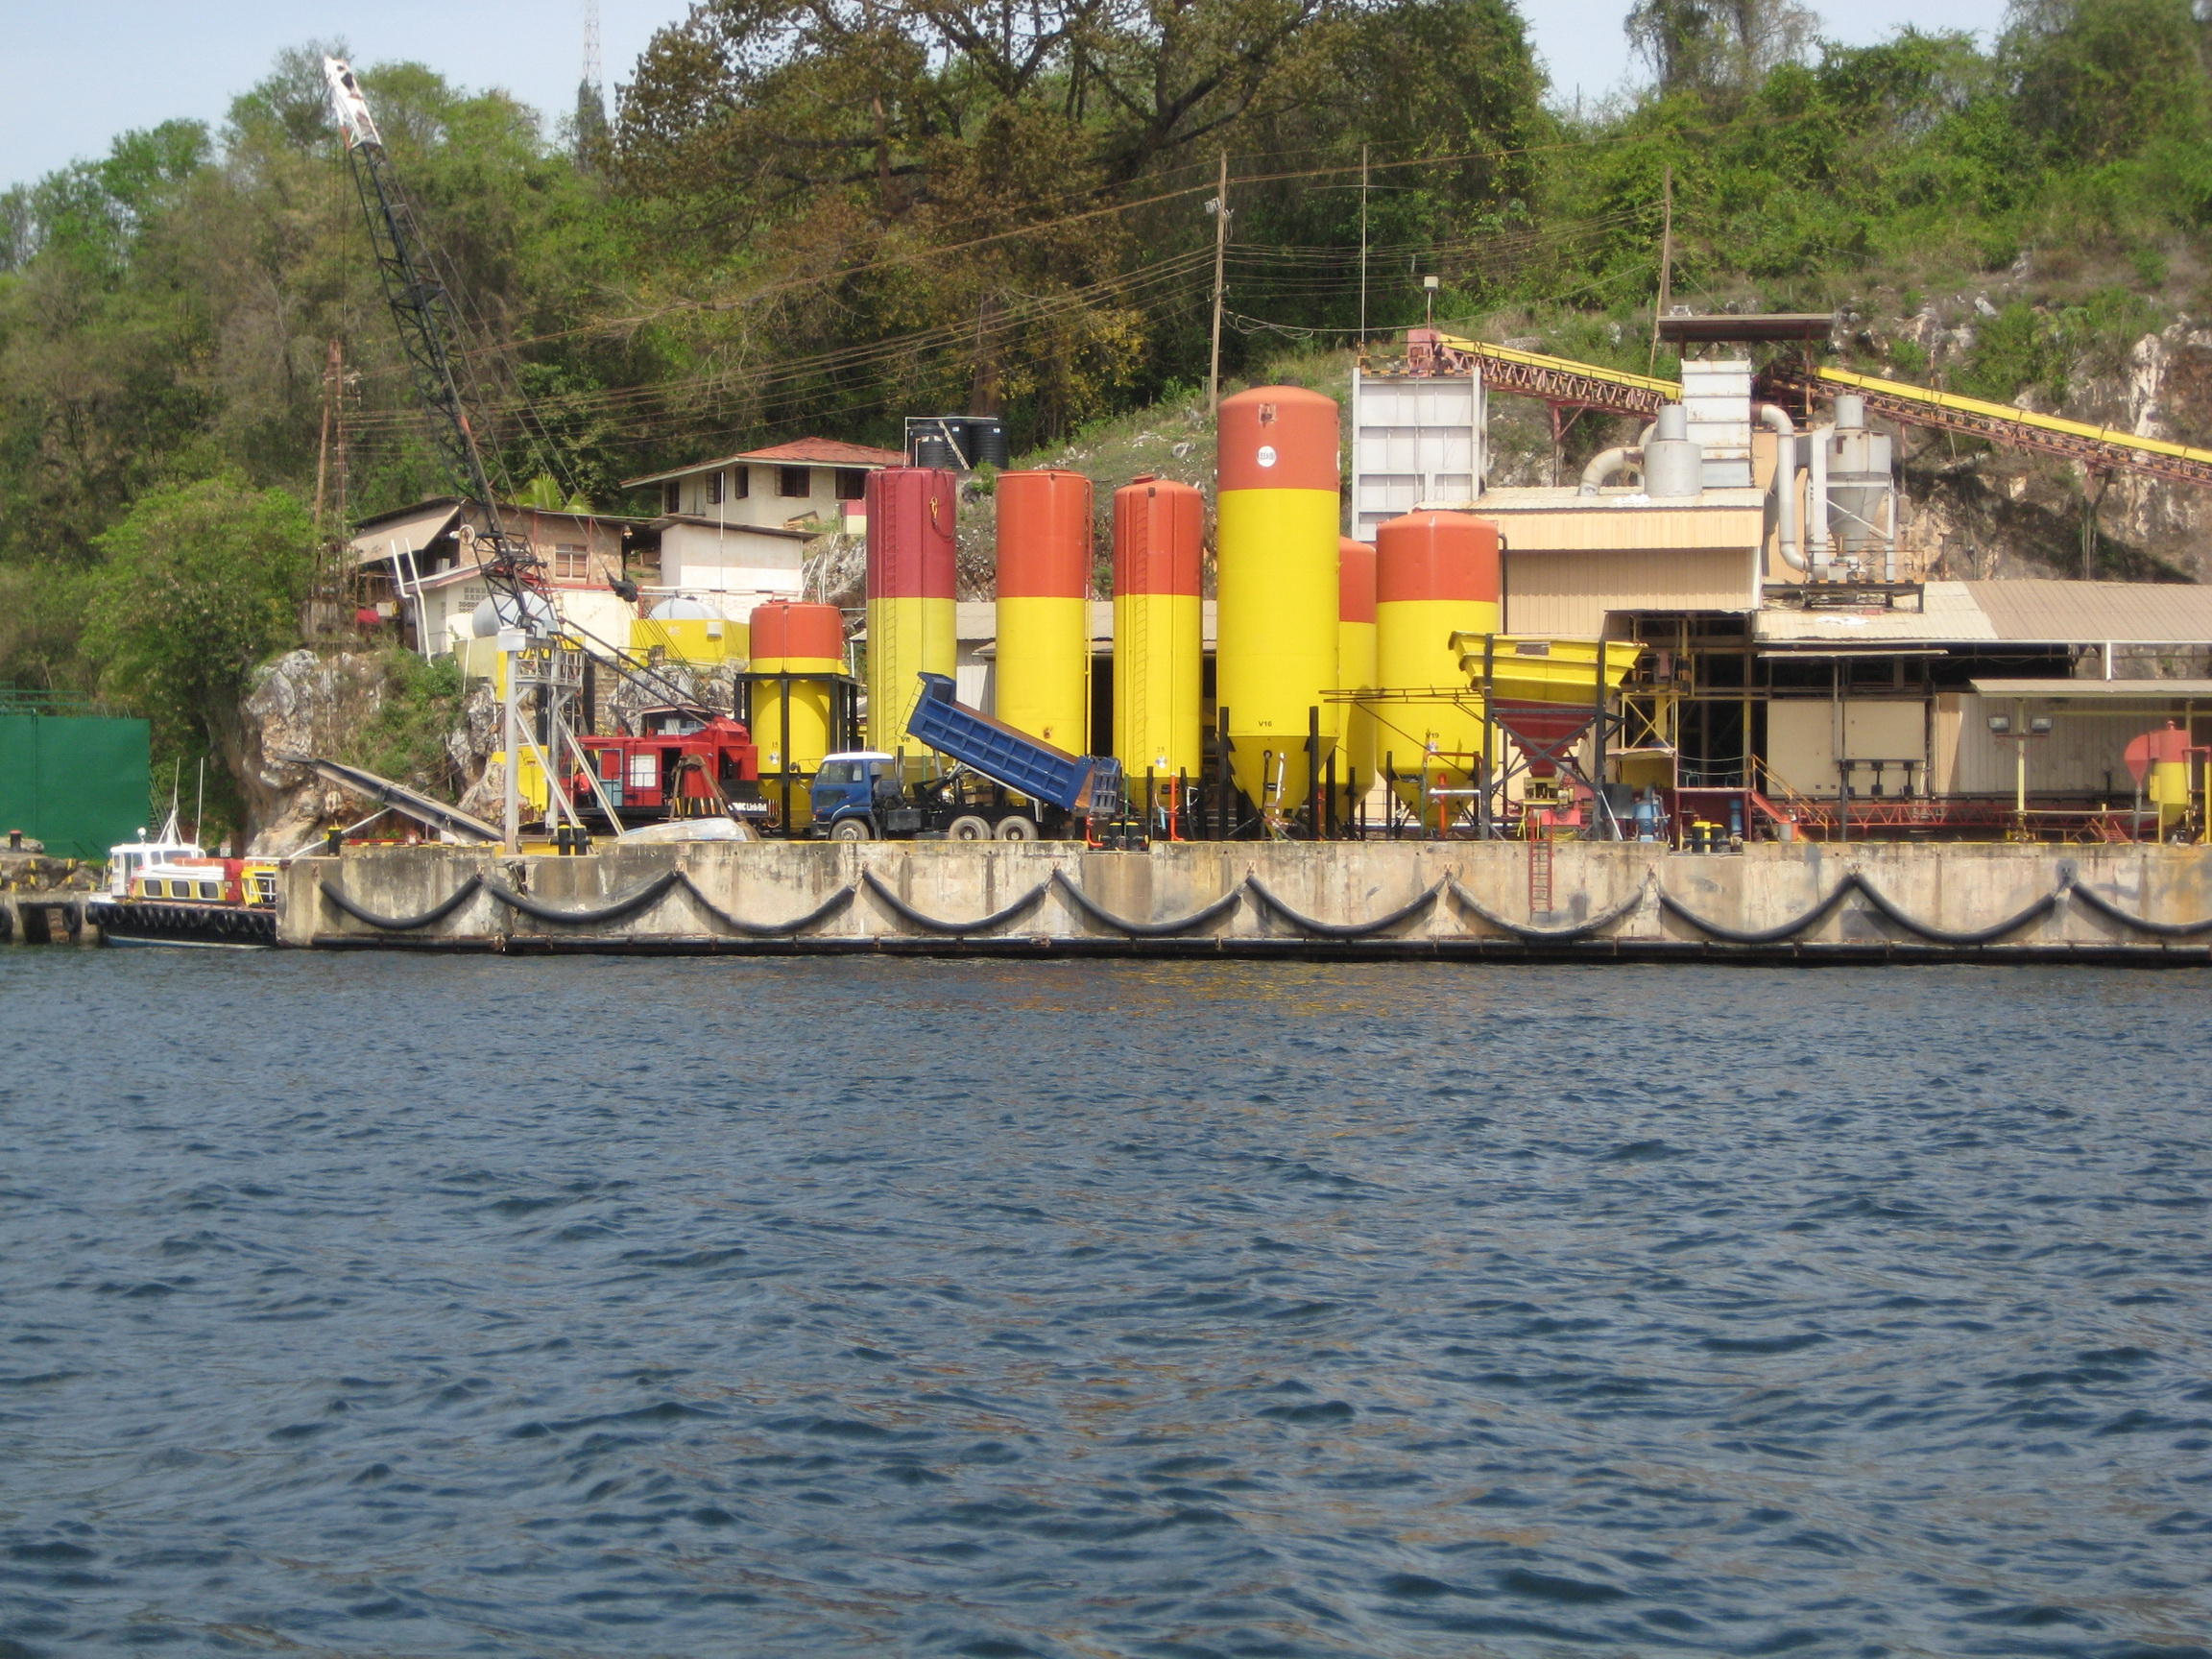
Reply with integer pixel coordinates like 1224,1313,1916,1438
1849,303,2212,582
237,650,393,855
238,650,497,854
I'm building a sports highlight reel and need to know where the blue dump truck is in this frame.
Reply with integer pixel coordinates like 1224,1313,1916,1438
811,673,1124,841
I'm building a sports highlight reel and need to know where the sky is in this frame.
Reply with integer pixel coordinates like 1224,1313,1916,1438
0,0,2013,191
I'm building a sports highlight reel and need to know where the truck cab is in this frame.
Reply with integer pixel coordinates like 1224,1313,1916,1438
811,752,900,840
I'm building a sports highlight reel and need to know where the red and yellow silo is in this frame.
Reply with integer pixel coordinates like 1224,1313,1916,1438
1337,537,1378,805
750,600,846,780
864,467,957,753
1375,510,1501,814
995,469,1093,752
1113,475,1206,799
1215,386,1340,814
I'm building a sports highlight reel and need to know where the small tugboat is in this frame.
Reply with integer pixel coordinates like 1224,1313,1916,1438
87,816,280,948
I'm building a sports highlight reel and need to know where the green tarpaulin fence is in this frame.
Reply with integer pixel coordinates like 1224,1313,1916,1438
0,707,153,861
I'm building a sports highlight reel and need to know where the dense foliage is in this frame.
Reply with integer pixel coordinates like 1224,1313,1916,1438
0,0,2206,810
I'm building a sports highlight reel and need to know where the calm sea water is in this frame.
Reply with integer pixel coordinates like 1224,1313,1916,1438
1,951,2207,1658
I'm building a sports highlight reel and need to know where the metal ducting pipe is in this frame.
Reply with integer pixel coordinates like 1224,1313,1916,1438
1757,404,1805,572
1578,446,1643,494
1808,423,1834,578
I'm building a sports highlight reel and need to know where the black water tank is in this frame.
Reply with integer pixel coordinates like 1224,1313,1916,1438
964,417,1009,469
911,430,957,469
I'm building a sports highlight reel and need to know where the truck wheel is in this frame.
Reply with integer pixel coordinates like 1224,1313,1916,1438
831,818,875,842
995,815,1039,842
946,815,993,842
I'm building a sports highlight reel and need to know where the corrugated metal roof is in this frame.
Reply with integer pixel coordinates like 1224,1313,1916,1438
624,438,904,487
1757,579,2212,647
1962,580,2212,643
738,438,906,467
1755,582,1997,645
1971,678,2212,698
347,501,461,566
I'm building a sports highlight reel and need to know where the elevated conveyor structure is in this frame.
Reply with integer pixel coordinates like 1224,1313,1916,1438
1407,328,2212,493
1408,330,1680,418
1775,367,2212,489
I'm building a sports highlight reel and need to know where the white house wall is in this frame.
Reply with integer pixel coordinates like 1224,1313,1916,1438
661,522,807,602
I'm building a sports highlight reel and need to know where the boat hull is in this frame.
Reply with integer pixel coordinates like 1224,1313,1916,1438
87,900,278,949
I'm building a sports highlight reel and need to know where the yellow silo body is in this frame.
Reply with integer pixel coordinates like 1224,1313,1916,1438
1337,537,1378,807
1215,386,1340,816
1112,476,1207,807
1374,512,1502,820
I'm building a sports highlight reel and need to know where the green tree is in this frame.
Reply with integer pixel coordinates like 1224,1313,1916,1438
1626,0,1817,98
2004,0,2209,164
81,476,313,817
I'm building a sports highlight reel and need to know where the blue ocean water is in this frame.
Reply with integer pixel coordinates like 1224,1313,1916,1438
0,950,2207,1658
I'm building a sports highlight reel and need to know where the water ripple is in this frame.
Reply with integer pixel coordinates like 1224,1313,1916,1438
1,952,2208,1656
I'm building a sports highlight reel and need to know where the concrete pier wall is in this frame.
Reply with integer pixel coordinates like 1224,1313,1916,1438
3,893,90,945
283,840,2212,961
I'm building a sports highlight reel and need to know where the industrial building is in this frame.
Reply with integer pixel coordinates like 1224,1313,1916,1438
349,320,2212,848
905,326,2212,843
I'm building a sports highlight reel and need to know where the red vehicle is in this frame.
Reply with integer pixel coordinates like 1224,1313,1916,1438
571,706,769,830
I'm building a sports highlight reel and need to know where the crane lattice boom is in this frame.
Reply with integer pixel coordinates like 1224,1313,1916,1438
323,56,545,602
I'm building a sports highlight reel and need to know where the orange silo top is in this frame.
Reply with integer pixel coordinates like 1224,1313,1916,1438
1338,538,1376,623
751,600,845,662
865,468,958,601
996,469,1094,599
1113,476,1205,597
1376,512,1501,604
1217,386,1338,493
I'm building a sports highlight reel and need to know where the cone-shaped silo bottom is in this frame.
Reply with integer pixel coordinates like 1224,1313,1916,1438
1338,617,1378,797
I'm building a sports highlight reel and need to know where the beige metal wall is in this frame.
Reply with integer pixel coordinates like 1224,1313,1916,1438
1505,548,1758,635
1765,697,1925,797
1935,694,2173,798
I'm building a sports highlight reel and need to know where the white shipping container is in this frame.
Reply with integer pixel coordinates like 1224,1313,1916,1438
1350,370,1485,541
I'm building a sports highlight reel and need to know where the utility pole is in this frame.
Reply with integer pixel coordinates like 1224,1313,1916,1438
313,338,342,536
1358,143,1370,348
311,339,348,633
1208,151,1229,417
1647,164,1673,376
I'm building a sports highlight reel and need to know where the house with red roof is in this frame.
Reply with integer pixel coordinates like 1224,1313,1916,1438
622,438,905,613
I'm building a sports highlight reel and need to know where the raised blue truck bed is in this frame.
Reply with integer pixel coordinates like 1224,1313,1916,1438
906,674,1122,817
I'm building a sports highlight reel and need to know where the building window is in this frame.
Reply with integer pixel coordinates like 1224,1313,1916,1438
707,470,723,506
662,482,680,515
779,466,810,498
834,468,866,501
733,466,750,499
552,544,589,581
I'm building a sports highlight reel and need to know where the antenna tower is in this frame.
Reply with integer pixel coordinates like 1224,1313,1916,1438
583,0,602,99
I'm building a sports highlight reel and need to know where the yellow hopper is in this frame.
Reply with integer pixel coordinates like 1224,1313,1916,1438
1453,634,1640,705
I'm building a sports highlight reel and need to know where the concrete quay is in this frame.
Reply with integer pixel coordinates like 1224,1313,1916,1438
284,839,2212,963
3,892,89,946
